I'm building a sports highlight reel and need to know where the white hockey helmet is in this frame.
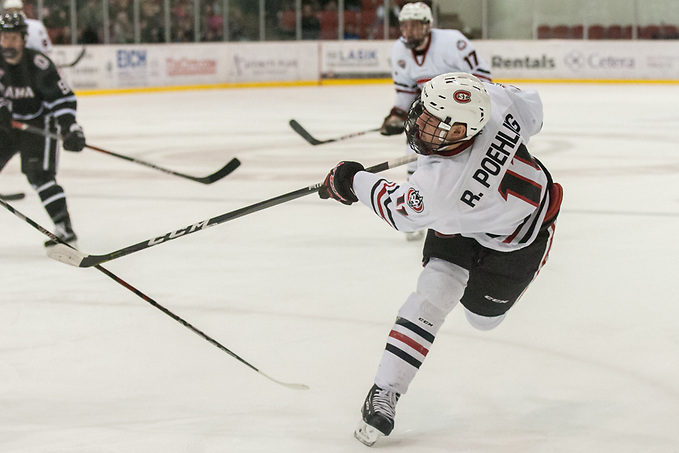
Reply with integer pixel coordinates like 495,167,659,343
3,0,23,10
405,72,491,155
398,2,433,23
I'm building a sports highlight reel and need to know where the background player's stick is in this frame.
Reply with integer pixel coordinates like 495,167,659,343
0,192,25,201
289,119,380,146
11,121,241,185
58,46,87,68
0,197,309,391
47,154,417,268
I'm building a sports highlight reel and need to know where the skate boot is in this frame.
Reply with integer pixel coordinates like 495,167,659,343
44,218,78,248
354,384,400,447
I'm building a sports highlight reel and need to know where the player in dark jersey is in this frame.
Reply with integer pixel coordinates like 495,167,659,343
0,12,85,247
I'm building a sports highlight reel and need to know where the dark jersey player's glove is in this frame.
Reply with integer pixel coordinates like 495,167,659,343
63,123,86,152
0,100,13,153
318,161,365,205
379,107,407,136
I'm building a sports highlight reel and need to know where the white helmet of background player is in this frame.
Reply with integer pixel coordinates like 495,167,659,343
3,0,24,11
405,72,491,156
398,2,433,49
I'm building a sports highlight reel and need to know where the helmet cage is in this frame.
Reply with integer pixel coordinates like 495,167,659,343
405,98,456,156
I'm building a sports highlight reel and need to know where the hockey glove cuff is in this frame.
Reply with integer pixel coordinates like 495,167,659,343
380,107,407,136
63,123,86,152
319,161,365,205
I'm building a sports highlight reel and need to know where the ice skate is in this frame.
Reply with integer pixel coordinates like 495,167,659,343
44,218,78,248
354,384,400,447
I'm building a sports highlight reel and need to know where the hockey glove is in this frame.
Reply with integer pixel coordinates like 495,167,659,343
62,123,86,152
318,161,365,205
0,103,12,153
380,107,408,136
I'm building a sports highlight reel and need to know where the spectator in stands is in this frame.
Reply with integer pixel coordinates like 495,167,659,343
77,0,102,43
140,0,163,43
111,10,134,43
344,22,360,39
377,0,401,27
301,3,320,40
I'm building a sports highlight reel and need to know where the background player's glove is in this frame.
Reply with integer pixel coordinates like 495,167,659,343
62,123,86,152
318,161,365,205
380,107,407,136
0,101,13,153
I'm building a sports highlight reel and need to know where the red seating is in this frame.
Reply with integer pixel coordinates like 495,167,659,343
552,25,571,39
587,24,606,39
639,25,660,39
571,25,583,39
344,10,359,27
320,11,339,40
278,10,296,32
537,24,551,39
659,24,678,38
359,9,377,39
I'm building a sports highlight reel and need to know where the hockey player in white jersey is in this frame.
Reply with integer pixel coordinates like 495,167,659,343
318,72,563,446
380,2,492,240
380,2,492,140
3,0,52,54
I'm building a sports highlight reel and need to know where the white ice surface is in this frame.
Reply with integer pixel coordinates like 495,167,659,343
1,82,678,452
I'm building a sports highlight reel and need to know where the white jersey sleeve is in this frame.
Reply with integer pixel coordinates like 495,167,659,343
354,82,551,252
390,29,492,111
25,19,52,55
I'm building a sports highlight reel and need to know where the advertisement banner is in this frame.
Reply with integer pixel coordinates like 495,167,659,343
56,40,679,93
59,42,319,90
475,40,679,81
224,41,319,83
321,40,392,78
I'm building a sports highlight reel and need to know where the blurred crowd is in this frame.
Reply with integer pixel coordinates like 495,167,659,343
10,0,426,44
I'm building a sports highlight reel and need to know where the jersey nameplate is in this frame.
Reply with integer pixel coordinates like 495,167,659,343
461,114,521,208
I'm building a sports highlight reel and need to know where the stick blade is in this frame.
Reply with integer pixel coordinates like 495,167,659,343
289,119,324,145
259,371,310,390
46,243,87,267
0,192,25,201
202,157,241,184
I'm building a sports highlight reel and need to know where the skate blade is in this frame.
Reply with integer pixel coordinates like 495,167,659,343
354,420,382,447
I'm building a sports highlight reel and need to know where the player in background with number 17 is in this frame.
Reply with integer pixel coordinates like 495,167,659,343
379,2,492,240
318,72,563,447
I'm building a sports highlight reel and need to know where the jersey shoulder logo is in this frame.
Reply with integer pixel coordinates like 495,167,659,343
34,54,50,71
406,188,424,213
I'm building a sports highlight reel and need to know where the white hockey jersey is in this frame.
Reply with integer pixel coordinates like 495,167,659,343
354,83,554,252
26,18,52,54
390,28,492,112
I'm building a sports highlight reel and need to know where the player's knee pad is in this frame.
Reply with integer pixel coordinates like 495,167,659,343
415,258,469,314
464,309,506,331
397,292,446,335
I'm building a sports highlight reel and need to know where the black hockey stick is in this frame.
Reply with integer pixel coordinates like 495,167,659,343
289,119,380,146
47,154,417,268
0,197,309,390
11,120,241,184
58,46,86,68
0,192,25,201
